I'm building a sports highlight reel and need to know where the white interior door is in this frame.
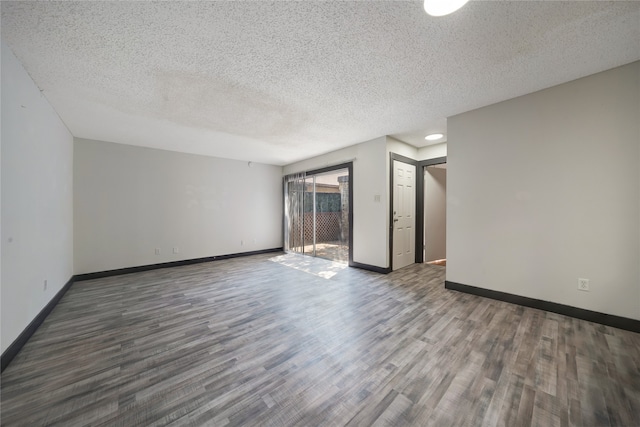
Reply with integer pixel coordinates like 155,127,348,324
392,160,416,270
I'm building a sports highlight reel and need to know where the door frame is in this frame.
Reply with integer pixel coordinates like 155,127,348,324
389,153,446,269
389,153,417,271
417,156,447,264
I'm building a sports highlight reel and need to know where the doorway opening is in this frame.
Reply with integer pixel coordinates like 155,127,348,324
424,163,447,266
284,164,352,264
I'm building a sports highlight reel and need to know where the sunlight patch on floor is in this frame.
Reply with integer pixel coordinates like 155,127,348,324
269,253,348,279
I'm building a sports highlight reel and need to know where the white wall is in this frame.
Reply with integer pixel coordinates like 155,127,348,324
448,61,640,320
74,138,283,274
425,167,446,262
1,44,74,353
283,137,388,268
418,142,447,160
387,137,418,160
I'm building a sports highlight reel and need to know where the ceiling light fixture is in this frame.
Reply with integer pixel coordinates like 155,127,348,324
425,133,444,141
423,0,469,17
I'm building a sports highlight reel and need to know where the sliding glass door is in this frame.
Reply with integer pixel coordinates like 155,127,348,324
284,164,351,264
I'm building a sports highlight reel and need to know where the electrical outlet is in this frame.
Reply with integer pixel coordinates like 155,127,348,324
578,278,590,292
155,248,161,255
44,280,47,291
173,247,179,254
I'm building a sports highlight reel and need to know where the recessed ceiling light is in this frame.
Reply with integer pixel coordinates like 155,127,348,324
423,0,469,17
425,133,444,141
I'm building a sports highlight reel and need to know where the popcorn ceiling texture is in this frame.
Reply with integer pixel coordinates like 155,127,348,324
1,1,639,165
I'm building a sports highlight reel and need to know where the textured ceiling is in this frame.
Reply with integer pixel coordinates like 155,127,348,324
1,1,639,165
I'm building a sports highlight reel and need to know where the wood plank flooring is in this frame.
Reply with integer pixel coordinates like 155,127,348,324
2,253,639,426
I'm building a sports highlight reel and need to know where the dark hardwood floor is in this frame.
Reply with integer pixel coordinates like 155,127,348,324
2,253,639,426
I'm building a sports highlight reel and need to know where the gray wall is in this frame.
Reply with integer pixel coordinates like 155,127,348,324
448,61,640,320
418,142,447,160
1,44,74,353
74,139,283,274
425,167,446,262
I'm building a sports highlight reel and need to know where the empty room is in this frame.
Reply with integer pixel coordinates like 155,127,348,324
1,1,639,426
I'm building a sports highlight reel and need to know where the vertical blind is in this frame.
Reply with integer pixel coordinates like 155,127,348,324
284,173,305,254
